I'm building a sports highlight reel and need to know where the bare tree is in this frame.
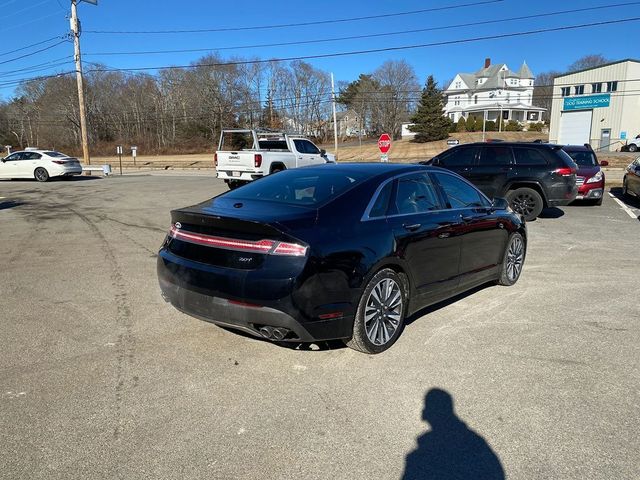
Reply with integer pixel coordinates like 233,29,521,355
567,54,610,73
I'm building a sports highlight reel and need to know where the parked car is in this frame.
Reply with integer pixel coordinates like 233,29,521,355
157,163,526,354
215,129,335,190
422,142,578,221
623,156,640,198
561,144,608,205
0,149,82,181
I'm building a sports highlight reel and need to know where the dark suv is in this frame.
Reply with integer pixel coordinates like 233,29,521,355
423,143,578,220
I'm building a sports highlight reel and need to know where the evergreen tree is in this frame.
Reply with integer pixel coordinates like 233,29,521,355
409,76,451,142
456,117,467,132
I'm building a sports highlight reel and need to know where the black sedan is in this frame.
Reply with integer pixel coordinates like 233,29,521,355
157,163,526,354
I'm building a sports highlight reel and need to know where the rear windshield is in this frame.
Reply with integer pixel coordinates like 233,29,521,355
224,169,368,206
44,151,67,157
258,140,288,150
219,131,256,151
564,150,597,166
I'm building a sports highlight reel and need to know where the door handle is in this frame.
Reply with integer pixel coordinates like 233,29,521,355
461,215,473,222
403,223,421,231
298,156,303,160
438,232,451,239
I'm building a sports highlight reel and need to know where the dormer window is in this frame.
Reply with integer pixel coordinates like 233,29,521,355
455,81,462,89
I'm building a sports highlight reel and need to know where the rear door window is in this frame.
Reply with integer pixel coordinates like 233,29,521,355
438,147,478,167
513,148,548,166
393,173,441,215
433,172,488,209
479,146,513,166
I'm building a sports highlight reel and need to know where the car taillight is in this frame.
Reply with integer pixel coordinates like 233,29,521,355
554,167,576,176
254,154,262,168
52,160,67,165
214,153,218,167
169,226,307,257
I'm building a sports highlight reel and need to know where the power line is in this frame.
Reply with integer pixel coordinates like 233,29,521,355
0,35,65,57
0,40,69,66
83,0,504,34
3,11,63,32
3,0,49,18
84,2,640,57
85,17,640,74
0,56,73,76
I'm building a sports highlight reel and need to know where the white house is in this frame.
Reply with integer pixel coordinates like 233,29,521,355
444,58,545,126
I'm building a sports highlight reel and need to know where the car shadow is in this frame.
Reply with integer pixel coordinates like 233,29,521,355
267,283,495,353
402,388,505,480
610,187,640,209
4,176,102,182
537,207,565,219
0,200,26,210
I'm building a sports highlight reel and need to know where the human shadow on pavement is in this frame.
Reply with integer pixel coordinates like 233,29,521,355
402,388,505,480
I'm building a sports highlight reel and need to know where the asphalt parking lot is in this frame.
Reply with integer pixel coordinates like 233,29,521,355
1,173,638,479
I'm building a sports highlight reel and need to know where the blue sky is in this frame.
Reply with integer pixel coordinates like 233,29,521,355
1,0,639,99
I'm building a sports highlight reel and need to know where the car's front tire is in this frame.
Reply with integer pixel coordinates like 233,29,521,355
629,144,638,153
507,187,543,221
34,167,49,182
346,268,407,354
498,233,526,286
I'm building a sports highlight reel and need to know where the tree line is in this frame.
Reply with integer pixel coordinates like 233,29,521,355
0,54,426,155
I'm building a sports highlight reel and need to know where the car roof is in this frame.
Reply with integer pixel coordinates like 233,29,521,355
300,162,428,176
560,144,592,152
454,142,562,149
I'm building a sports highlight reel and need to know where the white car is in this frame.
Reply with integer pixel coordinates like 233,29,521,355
0,149,82,181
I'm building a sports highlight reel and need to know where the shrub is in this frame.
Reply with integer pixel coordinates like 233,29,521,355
527,122,544,132
484,120,497,132
456,117,467,132
505,120,523,132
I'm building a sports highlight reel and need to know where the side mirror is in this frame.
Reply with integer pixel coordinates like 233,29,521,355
491,197,509,211
320,149,326,156
599,160,609,167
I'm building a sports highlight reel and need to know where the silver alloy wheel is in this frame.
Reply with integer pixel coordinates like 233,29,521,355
34,168,48,182
364,277,403,346
506,236,525,282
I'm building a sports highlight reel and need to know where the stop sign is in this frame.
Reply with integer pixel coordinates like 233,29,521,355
378,133,391,154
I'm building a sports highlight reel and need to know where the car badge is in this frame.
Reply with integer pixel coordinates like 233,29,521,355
174,222,182,229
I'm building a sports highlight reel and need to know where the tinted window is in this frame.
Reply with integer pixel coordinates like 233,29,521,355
368,181,393,218
564,150,597,166
480,146,513,166
514,148,548,166
293,140,320,155
438,147,477,167
394,174,440,215
5,153,22,161
224,169,367,206
433,172,487,209
24,152,42,160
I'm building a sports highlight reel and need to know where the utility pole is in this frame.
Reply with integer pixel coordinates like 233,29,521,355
331,73,338,159
71,0,91,164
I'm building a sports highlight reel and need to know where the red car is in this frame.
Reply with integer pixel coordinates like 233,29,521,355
561,145,608,205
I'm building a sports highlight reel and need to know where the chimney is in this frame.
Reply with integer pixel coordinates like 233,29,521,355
484,58,491,69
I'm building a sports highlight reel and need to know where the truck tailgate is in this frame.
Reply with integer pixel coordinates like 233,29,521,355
217,151,256,172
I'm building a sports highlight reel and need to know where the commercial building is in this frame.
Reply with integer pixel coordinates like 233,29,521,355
549,59,640,150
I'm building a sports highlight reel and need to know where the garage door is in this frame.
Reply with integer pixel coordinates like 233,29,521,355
558,110,593,145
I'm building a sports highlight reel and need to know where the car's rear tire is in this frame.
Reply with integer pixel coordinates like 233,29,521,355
594,197,603,206
629,144,638,152
507,187,543,221
346,268,407,354
227,180,247,190
497,233,526,286
34,167,49,182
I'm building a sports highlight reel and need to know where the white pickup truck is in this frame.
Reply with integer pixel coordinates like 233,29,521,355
215,129,335,189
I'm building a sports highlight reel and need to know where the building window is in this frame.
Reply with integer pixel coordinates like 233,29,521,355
561,87,571,97
455,96,461,106
574,85,585,95
606,81,618,92
455,81,462,89
592,83,603,93
506,93,511,102
474,95,478,104
516,94,521,103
